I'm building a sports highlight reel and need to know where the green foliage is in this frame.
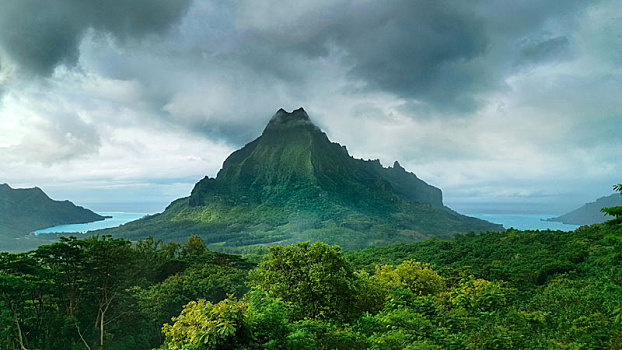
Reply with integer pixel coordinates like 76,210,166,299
346,227,604,291
2,220,622,349
249,241,357,320
99,191,500,254
0,235,251,350
162,297,249,350
183,235,207,257
286,319,366,350
374,260,445,296
245,290,292,348
600,183,622,223
601,206,622,219
450,276,507,312
138,263,248,336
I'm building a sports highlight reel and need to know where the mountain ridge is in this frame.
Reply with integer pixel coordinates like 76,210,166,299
0,183,106,250
0,183,105,232
547,193,622,225
100,108,502,252
191,108,442,209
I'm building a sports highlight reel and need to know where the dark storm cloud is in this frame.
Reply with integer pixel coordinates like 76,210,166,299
232,0,597,114
0,0,191,76
0,0,610,138
341,2,488,111
235,1,488,112
112,0,602,145
0,0,602,116
517,36,572,67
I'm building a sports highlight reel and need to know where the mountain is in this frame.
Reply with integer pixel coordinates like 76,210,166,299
547,193,622,225
102,108,502,252
0,183,105,240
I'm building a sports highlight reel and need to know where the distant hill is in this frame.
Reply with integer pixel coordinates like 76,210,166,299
101,108,502,252
547,193,622,225
0,183,105,241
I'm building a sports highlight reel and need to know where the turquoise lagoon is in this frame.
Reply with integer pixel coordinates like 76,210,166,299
471,213,579,231
35,212,148,234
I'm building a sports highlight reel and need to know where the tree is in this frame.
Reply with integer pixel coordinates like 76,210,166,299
450,276,507,312
33,237,91,349
138,263,248,339
600,183,622,221
0,253,48,350
34,237,86,316
183,235,207,258
83,236,137,349
249,241,357,320
161,296,249,350
601,206,622,220
244,290,292,348
374,260,445,296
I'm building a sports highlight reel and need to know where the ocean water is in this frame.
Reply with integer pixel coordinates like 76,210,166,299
471,213,580,232
35,212,147,234
34,212,579,235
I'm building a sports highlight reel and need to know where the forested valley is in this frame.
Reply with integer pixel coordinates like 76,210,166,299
1,213,621,349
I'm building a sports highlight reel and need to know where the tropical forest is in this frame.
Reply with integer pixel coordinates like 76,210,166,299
1,185,621,349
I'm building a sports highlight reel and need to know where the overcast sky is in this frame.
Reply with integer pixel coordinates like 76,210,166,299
0,0,620,214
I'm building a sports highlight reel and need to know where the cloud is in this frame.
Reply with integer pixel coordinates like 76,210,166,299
0,90,101,163
10,114,100,163
232,0,599,114
0,0,191,77
0,0,620,213
517,36,572,67
2,0,604,120
234,0,488,112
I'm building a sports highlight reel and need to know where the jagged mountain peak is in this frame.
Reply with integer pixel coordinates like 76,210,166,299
191,108,444,208
264,107,318,133
272,107,309,121
392,161,405,171
105,107,503,251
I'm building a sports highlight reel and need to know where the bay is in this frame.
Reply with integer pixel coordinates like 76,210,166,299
35,212,148,234
471,213,580,231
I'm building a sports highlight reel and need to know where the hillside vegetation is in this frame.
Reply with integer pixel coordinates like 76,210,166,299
1,217,620,349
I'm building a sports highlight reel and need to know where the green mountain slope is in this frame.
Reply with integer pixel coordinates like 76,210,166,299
0,183,105,250
102,108,501,252
548,193,622,225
